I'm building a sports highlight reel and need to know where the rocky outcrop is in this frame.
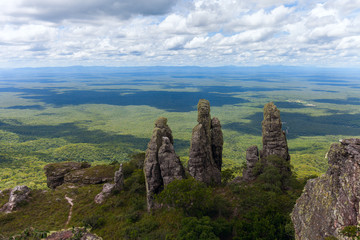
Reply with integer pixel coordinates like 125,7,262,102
46,227,102,240
144,117,185,210
44,162,91,189
292,138,360,239
188,99,222,185
63,165,114,186
211,117,223,171
0,185,31,213
158,137,185,186
242,102,290,182
242,146,260,182
94,164,124,204
261,102,290,162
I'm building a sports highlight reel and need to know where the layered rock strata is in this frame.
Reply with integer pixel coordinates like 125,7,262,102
188,99,222,185
144,117,185,210
44,162,91,189
0,185,31,213
292,138,360,240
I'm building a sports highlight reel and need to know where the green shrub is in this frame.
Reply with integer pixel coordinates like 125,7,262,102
178,217,219,240
82,215,105,230
156,178,212,217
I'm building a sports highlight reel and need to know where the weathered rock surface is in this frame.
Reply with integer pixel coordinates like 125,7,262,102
144,117,184,210
113,164,124,192
292,138,360,239
242,146,260,182
0,185,31,213
211,117,223,171
261,102,290,161
64,165,114,186
158,137,185,186
94,164,124,204
188,99,222,185
94,183,115,204
44,162,91,189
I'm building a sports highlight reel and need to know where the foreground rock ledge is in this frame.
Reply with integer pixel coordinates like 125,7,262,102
291,138,360,240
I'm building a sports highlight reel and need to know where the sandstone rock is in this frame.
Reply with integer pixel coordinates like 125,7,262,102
291,138,360,239
144,117,174,210
44,162,91,189
0,185,31,213
242,146,260,182
94,183,115,204
94,164,124,204
63,165,114,186
188,99,221,185
158,137,185,186
211,117,223,171
113,164,124,191
261,102,290,161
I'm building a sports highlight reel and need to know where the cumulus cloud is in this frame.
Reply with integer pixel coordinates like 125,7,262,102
0,0,360,67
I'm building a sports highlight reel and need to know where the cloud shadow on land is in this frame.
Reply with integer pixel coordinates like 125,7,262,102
18,89,250,112
313,98,360,105
0,120,189,154
223,112,360,139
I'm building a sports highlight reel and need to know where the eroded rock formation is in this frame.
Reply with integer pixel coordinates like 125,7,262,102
144,117,185,210
158,137,185,186
261,102,290,161
242,146,260,182
0,185,31,213
242,102,290,181
44,162,91,189
292,139,360,239
188,99,222,185
94,164,124,204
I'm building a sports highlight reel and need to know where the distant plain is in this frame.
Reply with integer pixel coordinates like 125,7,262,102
0,66,360,189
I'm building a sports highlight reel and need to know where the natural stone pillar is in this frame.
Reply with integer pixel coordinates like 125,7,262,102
188,99,222,185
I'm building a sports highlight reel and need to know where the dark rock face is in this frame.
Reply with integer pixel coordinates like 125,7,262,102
0,185,31,213
158,137,185,186
292,139,360,239
144,117,184,210
211,117,223,171
44,162,91,189
188,99,222,185
261,102,290,161
242,146,260,182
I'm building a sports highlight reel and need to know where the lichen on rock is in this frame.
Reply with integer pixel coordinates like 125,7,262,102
291,138,360,239
0,185,31,213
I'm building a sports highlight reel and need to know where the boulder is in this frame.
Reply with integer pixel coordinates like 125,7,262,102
158,137,185,186
94,183,115,204
0,185,31,213
261,102,290,161
291,138,360,239
242,146,260,182
44,162,91,189
188,99,222,185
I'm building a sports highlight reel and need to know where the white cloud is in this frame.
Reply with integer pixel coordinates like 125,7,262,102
0,0,360,67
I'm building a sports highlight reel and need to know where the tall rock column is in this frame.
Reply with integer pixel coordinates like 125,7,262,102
144,117,185,211
188,99,222,185
261,102,290,161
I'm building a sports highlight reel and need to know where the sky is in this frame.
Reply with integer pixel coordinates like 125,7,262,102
1,0,360,68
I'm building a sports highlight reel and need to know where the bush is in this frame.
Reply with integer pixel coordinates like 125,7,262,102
82,215,105,230
156,178,212,217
